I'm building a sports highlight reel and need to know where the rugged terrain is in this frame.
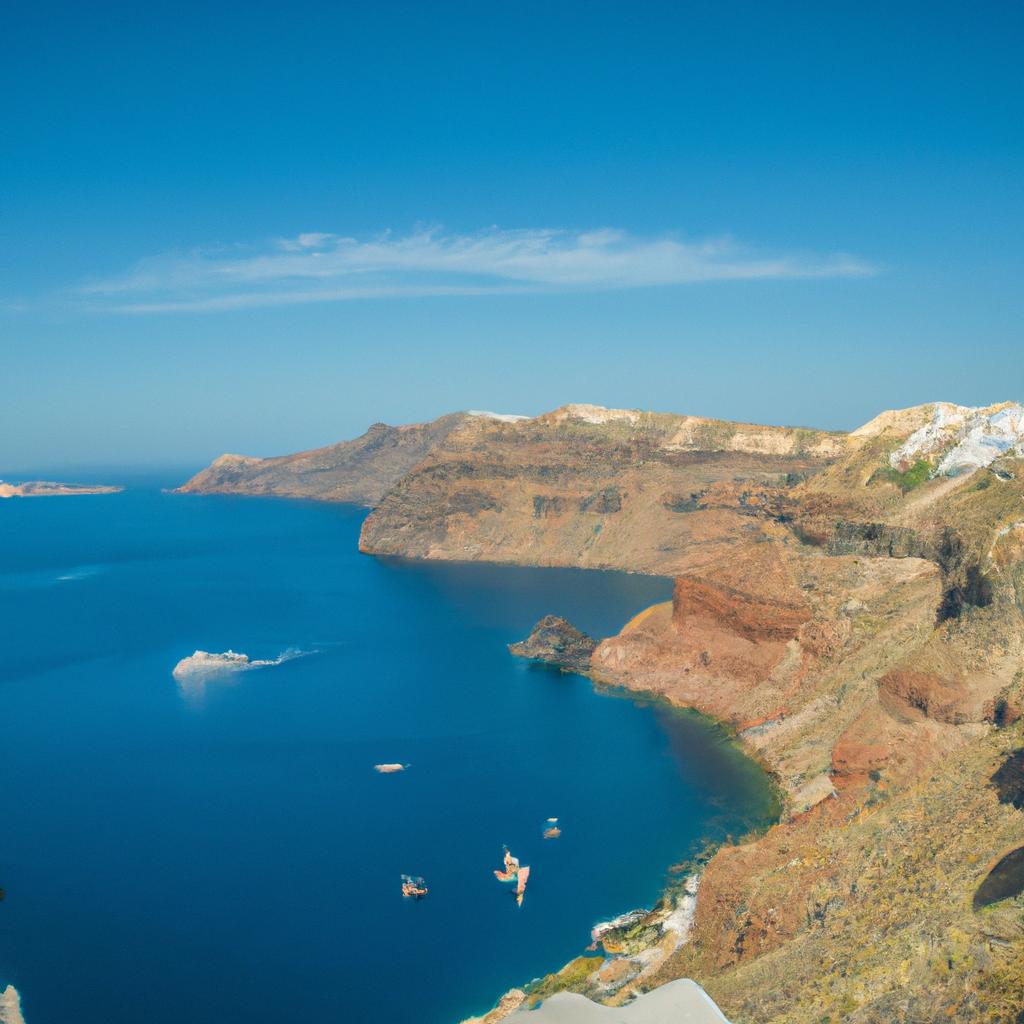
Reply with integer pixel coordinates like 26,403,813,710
183,400,1024,1023
359,403,848,572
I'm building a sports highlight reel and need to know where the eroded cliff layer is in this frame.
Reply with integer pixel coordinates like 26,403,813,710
359,404,849,573
451,402,1024,1023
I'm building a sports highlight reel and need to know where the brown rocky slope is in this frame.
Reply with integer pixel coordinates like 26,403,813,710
363,400,1023,1024
359,403,849,572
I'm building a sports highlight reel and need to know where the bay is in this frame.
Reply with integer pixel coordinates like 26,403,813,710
0,485,775,1024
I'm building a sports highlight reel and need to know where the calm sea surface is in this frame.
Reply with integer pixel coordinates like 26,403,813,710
0,484,776,1024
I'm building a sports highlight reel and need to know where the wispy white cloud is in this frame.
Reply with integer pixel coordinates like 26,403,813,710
77,226,874,313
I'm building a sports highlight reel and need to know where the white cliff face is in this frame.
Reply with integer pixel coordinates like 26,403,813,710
888,402,1024,476
936,404,1024,475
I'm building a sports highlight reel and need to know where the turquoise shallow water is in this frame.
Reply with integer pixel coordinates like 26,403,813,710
0,485,775,1024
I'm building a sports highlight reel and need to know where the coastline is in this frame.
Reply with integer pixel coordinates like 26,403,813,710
3,494,753,1024
54,414,1024,1024
459,653,783,1024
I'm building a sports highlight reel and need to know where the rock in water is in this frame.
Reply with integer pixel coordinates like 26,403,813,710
508,615,597,673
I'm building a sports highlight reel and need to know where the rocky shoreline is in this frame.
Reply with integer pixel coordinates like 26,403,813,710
459,869,711,1022
181,401,1024,1022
461,621,777,1024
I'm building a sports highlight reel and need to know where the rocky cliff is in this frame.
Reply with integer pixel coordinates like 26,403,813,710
440,401,1024,1023
359,404,849,572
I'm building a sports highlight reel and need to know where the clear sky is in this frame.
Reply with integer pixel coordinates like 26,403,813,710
3,1,1022,471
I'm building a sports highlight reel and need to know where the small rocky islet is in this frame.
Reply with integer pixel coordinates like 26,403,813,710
508,615,598,674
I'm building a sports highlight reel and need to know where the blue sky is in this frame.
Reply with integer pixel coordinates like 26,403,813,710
3,1,1022,470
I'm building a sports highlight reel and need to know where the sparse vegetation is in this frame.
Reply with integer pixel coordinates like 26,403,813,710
524,957,604,1006
872,458,933,493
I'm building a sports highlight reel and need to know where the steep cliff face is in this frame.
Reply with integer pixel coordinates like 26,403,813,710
176,412,472,506
439,402,1024,1024
576,406,1024,1023
359,405,850,573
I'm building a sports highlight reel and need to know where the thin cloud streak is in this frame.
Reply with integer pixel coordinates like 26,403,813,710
102,283,537,314
79,227,875,313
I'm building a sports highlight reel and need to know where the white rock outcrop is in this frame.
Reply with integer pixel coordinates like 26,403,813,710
888,402,1024,477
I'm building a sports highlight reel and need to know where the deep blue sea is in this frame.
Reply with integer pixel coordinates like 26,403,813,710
0,483,775,1024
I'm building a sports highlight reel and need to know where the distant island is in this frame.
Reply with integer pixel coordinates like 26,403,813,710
179,400,1024,1024
0,480,123,498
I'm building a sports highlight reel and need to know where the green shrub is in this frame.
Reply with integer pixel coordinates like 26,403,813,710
873,459,933,493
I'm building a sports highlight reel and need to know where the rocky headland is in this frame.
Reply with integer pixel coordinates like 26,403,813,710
181,400,1024,1023
176,411,475,504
